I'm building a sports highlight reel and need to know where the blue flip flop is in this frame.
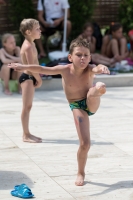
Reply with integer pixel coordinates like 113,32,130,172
14,184,31,191
11,184,34,198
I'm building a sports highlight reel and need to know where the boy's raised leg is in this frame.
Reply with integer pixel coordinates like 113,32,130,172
86,82,106,113
73,109,90,186
21,80,42,143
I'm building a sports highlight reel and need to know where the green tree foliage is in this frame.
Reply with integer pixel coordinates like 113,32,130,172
119,0,133,32
69,0,96,39
9,0,36,31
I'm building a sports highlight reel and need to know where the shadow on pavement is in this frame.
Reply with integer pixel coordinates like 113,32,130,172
84,180,133,196
0,171,33,190
42,139,113,146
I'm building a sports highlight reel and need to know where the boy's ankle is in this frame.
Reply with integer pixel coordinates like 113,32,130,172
77,172,85,176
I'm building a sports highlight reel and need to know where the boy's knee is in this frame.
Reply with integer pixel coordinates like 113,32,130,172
96,81,106,87
80,141,90,152
23,104,32,112
88,82,106,94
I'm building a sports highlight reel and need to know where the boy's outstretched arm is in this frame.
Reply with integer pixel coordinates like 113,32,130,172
8,63,64,75
92,64,110,74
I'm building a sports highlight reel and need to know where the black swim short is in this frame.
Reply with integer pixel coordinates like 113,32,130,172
19,73,36,85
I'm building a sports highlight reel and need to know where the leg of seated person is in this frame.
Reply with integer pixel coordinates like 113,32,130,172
119,37,127,56
35,39,46,58
62,20,72,39
12,70,22,94
91,54,109,65
110,39,120,57
1,64,12,95
91,53,115,66
60,20,71,50
35,25,47,58
105,38,119,59
17,72,22,94
66,20,72,38
104,41,113,58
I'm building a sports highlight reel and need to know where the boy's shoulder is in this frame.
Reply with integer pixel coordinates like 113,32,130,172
21,40,33,51
57,63,71,71
88,64,96,73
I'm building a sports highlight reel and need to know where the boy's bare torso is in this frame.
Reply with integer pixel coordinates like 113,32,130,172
61,64,94,103
20,41,38,75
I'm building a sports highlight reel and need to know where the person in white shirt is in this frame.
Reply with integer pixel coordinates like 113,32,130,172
36,0,72,58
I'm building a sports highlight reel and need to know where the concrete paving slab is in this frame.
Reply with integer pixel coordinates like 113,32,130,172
0,86,133,199
37,74,133,91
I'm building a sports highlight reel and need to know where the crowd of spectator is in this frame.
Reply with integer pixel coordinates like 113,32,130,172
0,0,133,95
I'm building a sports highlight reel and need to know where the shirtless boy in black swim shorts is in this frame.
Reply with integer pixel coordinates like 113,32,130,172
19,18,43,143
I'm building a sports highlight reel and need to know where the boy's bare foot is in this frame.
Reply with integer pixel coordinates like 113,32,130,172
30,134,42,141
75,173,85,186
23,134,42,143
4,89,12,95
95,82,106,95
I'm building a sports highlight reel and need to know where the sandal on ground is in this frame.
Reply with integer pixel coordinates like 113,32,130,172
11,183,34,198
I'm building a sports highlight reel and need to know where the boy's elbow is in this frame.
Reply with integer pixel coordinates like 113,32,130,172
40,66,44,74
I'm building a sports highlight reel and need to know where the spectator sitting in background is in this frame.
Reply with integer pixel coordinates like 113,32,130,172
128,30,133,58
78,22,115,67
123,30,133,66
78,22,96,53
36,0,72,58
101,23,129,62
0,33,21,95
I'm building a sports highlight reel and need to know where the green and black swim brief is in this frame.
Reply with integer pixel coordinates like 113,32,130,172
69,98,95,116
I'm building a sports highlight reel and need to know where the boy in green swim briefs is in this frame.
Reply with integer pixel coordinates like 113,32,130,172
8,38,110,186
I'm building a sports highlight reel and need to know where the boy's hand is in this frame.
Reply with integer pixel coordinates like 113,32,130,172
8,63,23,72
97,64,110,74
34,80,42,88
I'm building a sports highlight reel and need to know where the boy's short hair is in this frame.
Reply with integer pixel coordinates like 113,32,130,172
69,38,90,54
19,18,39,36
